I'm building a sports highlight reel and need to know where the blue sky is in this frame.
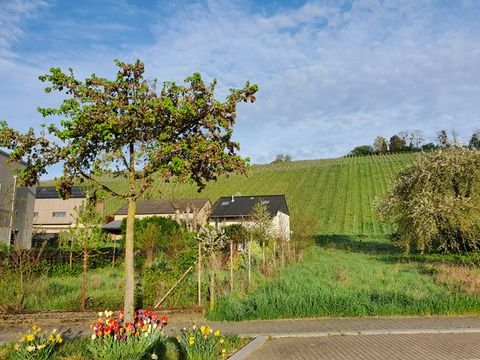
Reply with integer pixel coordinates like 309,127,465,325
1,0,480,176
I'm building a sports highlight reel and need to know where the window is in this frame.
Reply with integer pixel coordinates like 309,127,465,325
261,200,270,205
221,201,230,206
33,212,39,218
52,211,67,218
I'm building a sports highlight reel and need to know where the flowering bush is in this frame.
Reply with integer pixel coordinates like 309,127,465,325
14,325,63,359
87,309,168,360
178,324,226,360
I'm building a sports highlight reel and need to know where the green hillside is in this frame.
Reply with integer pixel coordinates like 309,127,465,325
101,153,415,235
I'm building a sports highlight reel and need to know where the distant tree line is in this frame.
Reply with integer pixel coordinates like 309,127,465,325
348,129,480,157
271,154,293,164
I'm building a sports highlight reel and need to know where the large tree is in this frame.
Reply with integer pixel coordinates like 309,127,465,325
376,148,480,253
0,59,257,321
373,136,388,154
389,134,406,153
469,130,480,149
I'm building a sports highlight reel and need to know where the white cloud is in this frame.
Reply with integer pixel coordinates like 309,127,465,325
138,0,480,162
2,0,480,172
0,0,47,59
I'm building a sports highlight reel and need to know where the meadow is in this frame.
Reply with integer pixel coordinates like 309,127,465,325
209,235,480,321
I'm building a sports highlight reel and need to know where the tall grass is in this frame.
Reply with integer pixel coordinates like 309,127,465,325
208,236,480,321
0,265,125,311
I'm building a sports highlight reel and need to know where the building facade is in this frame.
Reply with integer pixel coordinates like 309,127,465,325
0,150,36,248
209,195,291,241
33,186,91,236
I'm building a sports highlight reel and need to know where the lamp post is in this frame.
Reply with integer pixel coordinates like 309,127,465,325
8,175,17,246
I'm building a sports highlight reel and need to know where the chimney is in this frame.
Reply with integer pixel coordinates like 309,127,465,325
231,195,234,202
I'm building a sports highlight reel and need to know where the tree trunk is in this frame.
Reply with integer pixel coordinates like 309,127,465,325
197,241,202,306
209,253,215,312
82,248,87,311
69,240,73,270
124,197,136,323
112,237,116,268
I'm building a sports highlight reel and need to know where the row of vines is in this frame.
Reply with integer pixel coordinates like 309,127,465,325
97,154,414,235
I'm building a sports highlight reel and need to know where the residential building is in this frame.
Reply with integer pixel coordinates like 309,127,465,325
103,198,212,235
33,186,90,236
209,195,291,240
0,150,36,248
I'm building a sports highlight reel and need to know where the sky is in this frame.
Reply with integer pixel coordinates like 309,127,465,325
1,0,480,175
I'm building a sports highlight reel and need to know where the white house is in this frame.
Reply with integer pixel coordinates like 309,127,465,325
209,195,290,240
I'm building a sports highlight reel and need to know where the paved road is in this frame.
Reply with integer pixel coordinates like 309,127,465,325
246,333,480,360
2,313,480,359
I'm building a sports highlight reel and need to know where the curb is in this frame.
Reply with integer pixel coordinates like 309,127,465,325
237,327,480,339
228,335,268,360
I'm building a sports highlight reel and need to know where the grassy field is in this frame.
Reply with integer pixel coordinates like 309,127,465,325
96,153,415,235
208,235,480,320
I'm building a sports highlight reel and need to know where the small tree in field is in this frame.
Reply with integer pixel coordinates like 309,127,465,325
195,227,227,312
250,202,273,272
376,148,480,253
69,201,105,310
0,59,257,322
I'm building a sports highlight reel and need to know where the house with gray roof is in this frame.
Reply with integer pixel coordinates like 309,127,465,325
209,195,290,240
103,199,211,234
0,150,36,248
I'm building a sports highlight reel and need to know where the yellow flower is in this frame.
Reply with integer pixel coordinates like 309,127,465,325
220,338,225,344
18,336,25,343
48,335,55,342
222,348,226,354
26,345,36,352
37,344,46,350
188,336,195,346
214,330,221,337
206,326,212,334
105,310,113,318
98,311,103,317
56,334,63,343
200,325,206,335
26,334,35,342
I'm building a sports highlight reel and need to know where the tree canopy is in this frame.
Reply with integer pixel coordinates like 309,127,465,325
376,148,480,253
0,59,258,321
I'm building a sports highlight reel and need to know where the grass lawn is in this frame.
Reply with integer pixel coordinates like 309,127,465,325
209,235,480,321
0,265,125,312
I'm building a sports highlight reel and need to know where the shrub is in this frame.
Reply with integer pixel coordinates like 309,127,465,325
376,148,480,253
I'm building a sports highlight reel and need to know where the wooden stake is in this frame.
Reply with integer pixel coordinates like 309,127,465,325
197,241,202,306
155,265,194,308
230,240,234,293
248,238,252,287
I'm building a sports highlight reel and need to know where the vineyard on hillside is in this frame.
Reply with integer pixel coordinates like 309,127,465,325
98,153,415,235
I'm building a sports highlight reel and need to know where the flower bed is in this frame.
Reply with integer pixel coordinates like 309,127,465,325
87,309,168,360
